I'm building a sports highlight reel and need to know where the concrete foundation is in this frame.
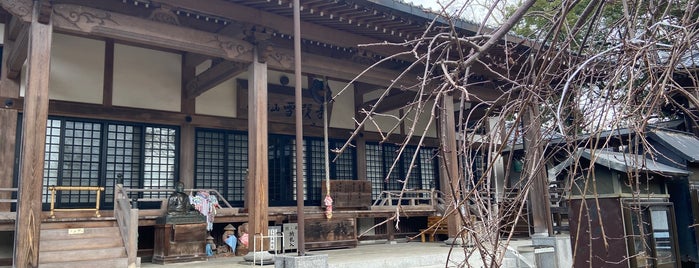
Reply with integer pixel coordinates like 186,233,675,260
517,245,556,268
532,235,572,268
274,254,328,268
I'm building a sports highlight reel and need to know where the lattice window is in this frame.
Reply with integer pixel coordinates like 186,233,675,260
382,144,402,191
34,117,178,209
304,138,357,204
105,123,141,204
195,130,226,196
226,132,248,204
366,144,384,199
42,119,62,204
143,127,177,199
365,143,439,200
306,139,325,202
268,135,296,206
419,148,438,189
331,140,356,180
60,120,102,205
193,130,248,206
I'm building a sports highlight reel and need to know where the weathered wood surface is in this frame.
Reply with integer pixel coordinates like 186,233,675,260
321,181,372,209
113,184,138,267
304,217,357,250
152,223,207,264
15,3,53,267
185,60,248,99
246,49,269,252
439,94,463,239
237,79,333,127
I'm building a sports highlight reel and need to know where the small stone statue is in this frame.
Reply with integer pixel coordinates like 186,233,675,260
221,224,237,255
236,222,250,256
167,181,194,215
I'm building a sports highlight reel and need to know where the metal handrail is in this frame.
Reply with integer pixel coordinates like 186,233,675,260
48,185,105,218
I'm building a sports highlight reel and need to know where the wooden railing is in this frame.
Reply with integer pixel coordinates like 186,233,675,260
372,189,439,207
48,186,105,218
114,183,138,268
123,188,235,210
0,188,17,204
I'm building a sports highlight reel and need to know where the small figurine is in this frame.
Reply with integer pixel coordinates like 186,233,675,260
205,235,216,256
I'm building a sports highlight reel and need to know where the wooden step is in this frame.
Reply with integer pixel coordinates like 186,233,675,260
41,220,117,229
40,237,123,252
38,257,128,268
39,247,126,263
40,226,119,241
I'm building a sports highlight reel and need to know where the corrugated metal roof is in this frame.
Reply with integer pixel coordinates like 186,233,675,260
581,149,690,176
648,129,699,162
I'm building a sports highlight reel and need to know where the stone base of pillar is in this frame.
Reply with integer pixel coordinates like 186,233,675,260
274,254,328,268
243,251,276,265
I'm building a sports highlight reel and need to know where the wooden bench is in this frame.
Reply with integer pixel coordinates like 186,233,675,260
420,216,449,242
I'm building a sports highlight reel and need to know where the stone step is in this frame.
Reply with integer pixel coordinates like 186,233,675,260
40,236,123,252
40,226,119,241
39,247,126,264
38,257,129,268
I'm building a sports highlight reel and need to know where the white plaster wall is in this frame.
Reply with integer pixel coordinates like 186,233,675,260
328,80,355,129
362,89,437,137
195,70,311,118
49,33,104,104
413,99,438,138
364,109,400,133
19,61,26,96
195,75,238,117
0,23,5,45
113,44,181,112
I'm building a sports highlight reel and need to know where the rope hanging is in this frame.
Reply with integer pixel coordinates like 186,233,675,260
318,77,333,219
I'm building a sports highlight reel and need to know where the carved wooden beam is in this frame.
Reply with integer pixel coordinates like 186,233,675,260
0,0,33,22
185,60,248,99
50,4,416,88
6,22,28,79
361,90,418,114
52,4,256,65
183,52,209,69
7,16,23,41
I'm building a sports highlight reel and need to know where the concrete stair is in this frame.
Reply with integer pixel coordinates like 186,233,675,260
39,222,129,268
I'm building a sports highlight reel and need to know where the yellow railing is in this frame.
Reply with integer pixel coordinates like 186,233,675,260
48,186,105,218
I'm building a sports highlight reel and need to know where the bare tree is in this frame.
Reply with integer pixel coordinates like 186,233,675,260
335,0,699,267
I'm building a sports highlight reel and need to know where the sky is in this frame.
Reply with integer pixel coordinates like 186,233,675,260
404,0,508,25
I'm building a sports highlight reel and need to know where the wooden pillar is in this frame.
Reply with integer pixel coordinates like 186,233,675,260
353,83,367,181
179,55,197,188
439,94,462,239
247,48,269,251
15,4,53,267
0,22,21,212
522,103,553,236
